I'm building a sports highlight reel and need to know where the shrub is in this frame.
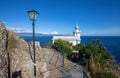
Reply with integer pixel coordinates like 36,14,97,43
43,42,52,48
73,44,85,51
94,71,117,78
7,32,18,52
73,39,117,78
54,39,72,58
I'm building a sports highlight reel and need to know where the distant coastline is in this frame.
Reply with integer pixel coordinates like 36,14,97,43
17,33,60,36
17,33,120,37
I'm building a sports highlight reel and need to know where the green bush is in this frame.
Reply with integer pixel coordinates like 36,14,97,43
73,44,85,51
94,71,117,78
54,39,72,58
73,39,116,78
43,42,52,48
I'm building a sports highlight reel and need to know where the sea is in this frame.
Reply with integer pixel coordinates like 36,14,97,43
19,35,120,63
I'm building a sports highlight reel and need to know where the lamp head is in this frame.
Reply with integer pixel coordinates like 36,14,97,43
28,10,39,21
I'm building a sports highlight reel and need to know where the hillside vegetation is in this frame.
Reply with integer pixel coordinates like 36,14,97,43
7,31,19,52
54,39,73,57
53,39,118,78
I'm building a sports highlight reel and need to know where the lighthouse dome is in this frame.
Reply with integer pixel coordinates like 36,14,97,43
75,25,79,32
75,25,79,29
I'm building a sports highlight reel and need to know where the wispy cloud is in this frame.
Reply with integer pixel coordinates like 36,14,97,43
7,27,31,33
39,31,59,34
7,27,59,34
51,31,59,34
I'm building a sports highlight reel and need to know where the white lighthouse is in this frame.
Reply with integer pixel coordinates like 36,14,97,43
52,23,81,46
73,25,80,37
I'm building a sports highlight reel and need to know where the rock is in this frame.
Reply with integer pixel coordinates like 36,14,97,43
7,30,34,78
7,30,49,78
43,48,84,78
29,42,49,78
0,22,8,78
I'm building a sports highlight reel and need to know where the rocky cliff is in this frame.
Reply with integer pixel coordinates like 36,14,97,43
0,22,8,78
0,22,49,78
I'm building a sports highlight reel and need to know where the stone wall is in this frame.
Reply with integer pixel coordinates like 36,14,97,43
0,22,8,78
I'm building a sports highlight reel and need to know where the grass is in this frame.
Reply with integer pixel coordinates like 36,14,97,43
7,32,18,52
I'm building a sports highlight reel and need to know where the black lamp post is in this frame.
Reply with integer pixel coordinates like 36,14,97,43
28,10,39,78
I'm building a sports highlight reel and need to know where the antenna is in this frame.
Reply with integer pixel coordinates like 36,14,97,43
76,17,78,26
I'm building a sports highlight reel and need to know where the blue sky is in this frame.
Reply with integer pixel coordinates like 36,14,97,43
0,0,120,36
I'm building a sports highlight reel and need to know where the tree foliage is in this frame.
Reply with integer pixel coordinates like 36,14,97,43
73,39,116,78
93,71,117,78
86,40,113,66
52,39,117,78
73,44,85,51
54,39,72,58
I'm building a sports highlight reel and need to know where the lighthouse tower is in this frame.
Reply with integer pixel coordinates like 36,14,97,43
73,24,80,37
73,24,81,45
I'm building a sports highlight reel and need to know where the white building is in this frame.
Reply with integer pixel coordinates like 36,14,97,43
52,24,81,46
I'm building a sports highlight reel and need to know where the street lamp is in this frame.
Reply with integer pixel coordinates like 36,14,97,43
28,10,39,78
